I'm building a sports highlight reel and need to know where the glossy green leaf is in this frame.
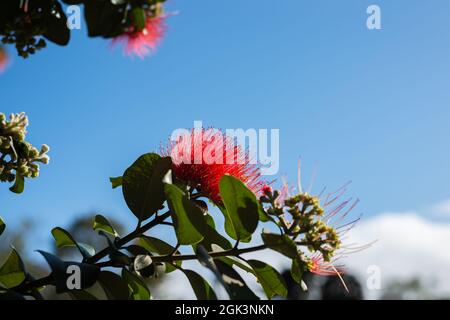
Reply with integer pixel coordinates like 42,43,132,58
261,232,299,260
182,269,217,300
164,184,204,245
139,236,174,255
83,0,126,38
93,214,119,237
219,175,260,242
36,250,100,293
125,245,151,256
98,271,130,300
42,1,70,45
122,154,172,221
109,176,122,189
52,227,76,247
195,245,227,289
217,255,255,275
122,269,150,300
262,232,305,284
247,259,287,299
0,249,26,289
291,257,307,284
74,242,95,260
195,215,232,251
51,227,95,259
139,236,179,273
214,260,260,300
0,217,5,236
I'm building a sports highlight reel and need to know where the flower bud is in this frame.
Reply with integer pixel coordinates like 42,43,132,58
29,147,39,158
40,144,50,154
37,154,50,165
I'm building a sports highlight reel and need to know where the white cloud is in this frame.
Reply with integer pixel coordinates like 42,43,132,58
428,198,450,217
346,212,450,298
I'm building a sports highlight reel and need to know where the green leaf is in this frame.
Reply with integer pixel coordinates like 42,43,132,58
262,232,305,284
98,271,130,300
83,0,126,38
124,245,151,256
0,217,5,236
219,175,260,242
247,259,287,299
214,260,260,300
217,255,255,275
51,227,75,248
9,174,24,194
51,227,95,259
164,184,204,245
195,245,227,289
122,154,172,221
195,245,257,300
182,270,217,300
291,257,307,284
131,7,146,31
261,232,299,260
122,269,150,300
0,249,26,289
36,250,100,293
93,215,119,237
139,236,180,272
43,1,70,45
109,176,123,189
139,236,174,255
75,243,96,260
195,215,232,251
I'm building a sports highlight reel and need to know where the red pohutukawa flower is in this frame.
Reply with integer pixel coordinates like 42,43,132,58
113,16,166,59
0,47,9,73
163,128,264,203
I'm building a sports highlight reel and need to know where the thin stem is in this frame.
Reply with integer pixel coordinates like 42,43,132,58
168,243,180,256
149,240,307,263
85,211,172,264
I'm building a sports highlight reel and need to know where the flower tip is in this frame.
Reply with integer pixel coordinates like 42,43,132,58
114,16,166,59
0,47,9,73
262,184,273,195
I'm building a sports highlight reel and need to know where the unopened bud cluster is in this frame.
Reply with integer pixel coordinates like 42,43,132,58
0,112,50,187
261,187,341,263
1,2,47,58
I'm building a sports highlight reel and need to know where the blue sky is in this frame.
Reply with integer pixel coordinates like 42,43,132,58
2,0,450,253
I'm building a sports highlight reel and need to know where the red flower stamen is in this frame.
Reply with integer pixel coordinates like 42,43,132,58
0,48,9,73
113,16,166,59
162,128,264,203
